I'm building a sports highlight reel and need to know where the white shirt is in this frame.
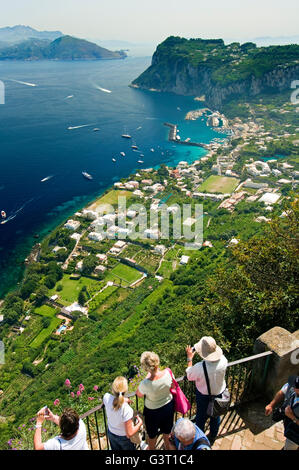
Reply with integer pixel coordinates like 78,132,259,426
186,356,228,395
103,393,133,436
43,419,89,450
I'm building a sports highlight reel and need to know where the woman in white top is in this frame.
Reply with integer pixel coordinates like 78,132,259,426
136,351,175,450
103,376,143,451
186,336,228,445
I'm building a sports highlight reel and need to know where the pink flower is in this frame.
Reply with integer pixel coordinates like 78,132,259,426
93,385,99,391
65,379,71,388
53,399,60,406
88,397,95,401
70,392,75,398
77,391,81,397
79,384,85,391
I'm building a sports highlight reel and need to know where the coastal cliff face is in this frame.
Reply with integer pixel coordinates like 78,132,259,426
132,37,299,109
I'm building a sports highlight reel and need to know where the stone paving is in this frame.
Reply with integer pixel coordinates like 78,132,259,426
210,400,286,450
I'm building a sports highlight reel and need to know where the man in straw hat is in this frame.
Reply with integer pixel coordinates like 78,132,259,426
186,336,228,445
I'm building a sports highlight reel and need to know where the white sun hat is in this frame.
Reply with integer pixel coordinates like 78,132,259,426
194,336,223,362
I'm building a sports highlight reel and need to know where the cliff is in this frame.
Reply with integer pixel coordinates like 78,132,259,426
131,37,299,108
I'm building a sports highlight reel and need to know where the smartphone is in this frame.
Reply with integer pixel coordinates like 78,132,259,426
44,406,49,416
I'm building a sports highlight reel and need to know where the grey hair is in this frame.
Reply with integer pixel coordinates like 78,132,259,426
174,419,196,441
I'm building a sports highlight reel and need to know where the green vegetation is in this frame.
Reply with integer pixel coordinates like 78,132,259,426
106,263,143,285
198,175,240,194
132,36,299,108
49,275,101,306
30,317,61,349
34,305,58,318
88,190,134,209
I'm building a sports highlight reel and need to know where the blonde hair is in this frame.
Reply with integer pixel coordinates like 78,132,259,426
111,376,128,410
140,351,160,373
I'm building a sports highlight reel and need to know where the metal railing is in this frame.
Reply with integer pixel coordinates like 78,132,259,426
80,350,273,450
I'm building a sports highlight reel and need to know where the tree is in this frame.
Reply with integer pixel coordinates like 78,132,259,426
41,316,51,329
177,199,299,357
82,255,98,275
35,286,49,307
78,289,87,306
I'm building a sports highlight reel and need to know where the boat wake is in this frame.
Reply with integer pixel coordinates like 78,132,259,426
65,95,74,100
1,198,35,225
68,124,93,130
95,85,112,94
9,79,37,87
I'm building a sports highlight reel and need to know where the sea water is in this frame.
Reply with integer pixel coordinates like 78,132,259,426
0,57,221,297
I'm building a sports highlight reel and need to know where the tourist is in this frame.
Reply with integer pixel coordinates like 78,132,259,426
136,351,175,450
265,375,299,450
103,376,143,450
186,336,228,445
34,407,89,450
169,418,211,450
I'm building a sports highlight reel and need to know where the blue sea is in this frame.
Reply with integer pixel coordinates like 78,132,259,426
0,57,221,297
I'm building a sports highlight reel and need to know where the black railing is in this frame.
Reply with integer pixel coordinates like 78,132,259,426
80,350,273,450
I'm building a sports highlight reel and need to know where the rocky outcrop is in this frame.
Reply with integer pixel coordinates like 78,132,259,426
132,39,299,109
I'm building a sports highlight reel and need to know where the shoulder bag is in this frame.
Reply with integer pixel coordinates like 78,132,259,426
202,361,230,417
166,368,191,415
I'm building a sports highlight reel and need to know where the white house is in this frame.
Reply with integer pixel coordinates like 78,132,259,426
64,220,80,231
114,240,127,249
96,254,108,263
94,265,107,275
52,246,67,254
258,193,281,205
82,210,98,221
88,232,103,242
154,245,166,255
180,255,190,265
70,233,82,241
76,261,83,272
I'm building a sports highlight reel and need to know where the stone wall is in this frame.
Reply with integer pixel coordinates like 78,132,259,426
253,327,299,400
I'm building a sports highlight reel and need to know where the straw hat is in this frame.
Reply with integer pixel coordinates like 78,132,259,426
194,336,223,362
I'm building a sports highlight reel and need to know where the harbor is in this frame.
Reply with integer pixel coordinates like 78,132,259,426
164,122,210,149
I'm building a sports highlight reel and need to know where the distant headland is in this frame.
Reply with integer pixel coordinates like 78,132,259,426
0,26,127,60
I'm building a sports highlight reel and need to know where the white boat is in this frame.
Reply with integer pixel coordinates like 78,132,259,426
137,160,144,164
122,134,132,139
93,128,100,132
131,145,138,150
112,158,116,162
150,148,155,152
41,176,53,183
1,210,6,219
82,172,93,180
120,152,126,157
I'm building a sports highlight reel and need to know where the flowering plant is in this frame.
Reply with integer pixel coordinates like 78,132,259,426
7,379,102,450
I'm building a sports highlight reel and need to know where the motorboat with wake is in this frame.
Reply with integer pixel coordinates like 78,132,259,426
82,172,93,180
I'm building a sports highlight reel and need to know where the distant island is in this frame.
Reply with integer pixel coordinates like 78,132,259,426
0,26,127,60
0,25,63,43
131,36,299,108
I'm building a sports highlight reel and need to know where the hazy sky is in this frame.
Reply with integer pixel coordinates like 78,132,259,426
1,0,298,43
